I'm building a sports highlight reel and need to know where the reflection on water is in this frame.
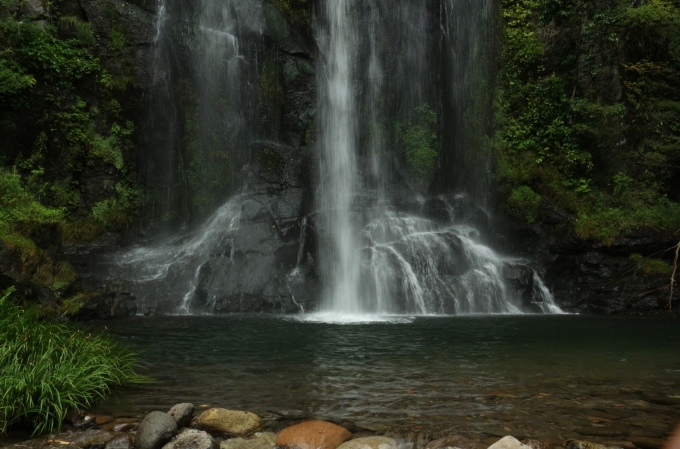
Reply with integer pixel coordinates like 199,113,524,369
96,315,680,441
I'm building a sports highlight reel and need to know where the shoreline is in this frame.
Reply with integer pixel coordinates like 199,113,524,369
1,404,676,449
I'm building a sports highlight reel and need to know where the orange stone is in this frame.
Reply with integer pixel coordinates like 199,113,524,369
276,421,351,449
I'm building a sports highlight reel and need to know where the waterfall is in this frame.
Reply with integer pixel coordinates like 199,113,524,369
316,0,362,314
105,0,564,316
314,0,563,316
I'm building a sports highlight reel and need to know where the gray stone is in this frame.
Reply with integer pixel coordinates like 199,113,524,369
136,411,178,449
168,403,195,428
219,432,277,449
337,437,398,449
70,430,116,448
105,437,134,449
162,429,215,449
197,408,261,436
487,437,531,449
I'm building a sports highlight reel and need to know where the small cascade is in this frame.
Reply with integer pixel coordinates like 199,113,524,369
115,196,246,314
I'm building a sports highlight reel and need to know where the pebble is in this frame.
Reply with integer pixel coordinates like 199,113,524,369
336,436,398,449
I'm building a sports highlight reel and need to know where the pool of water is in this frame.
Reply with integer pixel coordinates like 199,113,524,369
95,315,680,443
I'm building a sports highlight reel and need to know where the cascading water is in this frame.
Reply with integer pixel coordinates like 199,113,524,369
313,0,562,316
316,0,362,314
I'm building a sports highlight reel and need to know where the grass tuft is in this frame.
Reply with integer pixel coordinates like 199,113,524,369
0,288,144,435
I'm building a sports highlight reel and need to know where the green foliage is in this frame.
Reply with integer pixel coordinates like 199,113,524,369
0,170,63,230
92,182,139,230
495,0,680,244
574,199,680,245
399,104,438,182
57,16,95,46
507,186,542,222
0,287,143,435
256,147,284,173
630,253,674,276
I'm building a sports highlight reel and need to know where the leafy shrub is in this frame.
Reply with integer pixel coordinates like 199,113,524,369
0,288,143,435
507,186,542,222
0,170,63,230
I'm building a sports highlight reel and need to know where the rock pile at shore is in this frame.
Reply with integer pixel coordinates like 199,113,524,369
0,405,665,449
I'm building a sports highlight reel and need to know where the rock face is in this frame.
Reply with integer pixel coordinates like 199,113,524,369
162,430,216,449
275,421,352,449
74,280,137,320
336,437,398,449
135,411,178,449
168,403,195,428
503,209,679,314
197,408,262,437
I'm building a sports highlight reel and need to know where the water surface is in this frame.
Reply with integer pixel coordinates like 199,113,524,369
96,315,680,442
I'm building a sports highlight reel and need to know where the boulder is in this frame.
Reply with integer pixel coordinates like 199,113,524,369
136,411,179,449
197,408,262,436
487,437,532,449
162,429,216,449
168,403,195,428
219,432,277,449
275,421,351,449
337,437,398,449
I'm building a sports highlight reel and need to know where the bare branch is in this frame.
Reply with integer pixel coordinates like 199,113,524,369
670,241,680,311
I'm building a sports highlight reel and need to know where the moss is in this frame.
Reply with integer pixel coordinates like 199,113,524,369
272,0,310,26
259,59,283,101
256,147,285,173
630,253,674,276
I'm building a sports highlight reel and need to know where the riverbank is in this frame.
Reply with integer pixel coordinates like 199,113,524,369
1,404,675,449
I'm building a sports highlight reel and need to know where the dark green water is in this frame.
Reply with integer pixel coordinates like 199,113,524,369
97,315,680,442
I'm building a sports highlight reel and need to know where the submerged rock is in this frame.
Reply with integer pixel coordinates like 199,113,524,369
136,411,178,449
337,437,398,449
197,408,262,436
565,440,609,449
105,437,134,449
426,436,486,449
69,430,116,448
219,432,277,449
275,421,351,449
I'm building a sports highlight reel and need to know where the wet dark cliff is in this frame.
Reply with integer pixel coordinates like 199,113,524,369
1,0,678,317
